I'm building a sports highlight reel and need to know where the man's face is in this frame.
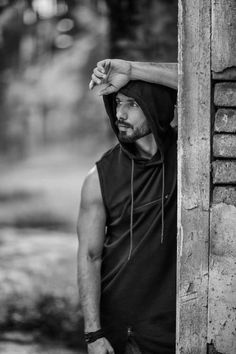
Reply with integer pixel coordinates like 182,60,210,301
115,93,151,143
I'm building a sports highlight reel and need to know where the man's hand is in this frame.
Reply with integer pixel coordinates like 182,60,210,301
87,337,115,354
89,59,131,95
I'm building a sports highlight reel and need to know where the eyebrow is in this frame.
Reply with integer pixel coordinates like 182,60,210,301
115,97,136,102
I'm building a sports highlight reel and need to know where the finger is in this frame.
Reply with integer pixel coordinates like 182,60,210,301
97,59,111,75
104,60,111,75
96,65,105,74
89,80,95,90
94,67,106,79
97,59,109,72
91,73,102,85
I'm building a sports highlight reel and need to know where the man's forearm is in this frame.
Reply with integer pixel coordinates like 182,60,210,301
78,255,102,332
89,59,178,94
130,62,178,89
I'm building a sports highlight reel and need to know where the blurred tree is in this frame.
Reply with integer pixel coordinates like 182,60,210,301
0,1,25,153
0,0,86,156
105,0,177,61
0,0,177,157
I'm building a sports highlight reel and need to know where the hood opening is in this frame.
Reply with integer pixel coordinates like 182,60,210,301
103,80,177,165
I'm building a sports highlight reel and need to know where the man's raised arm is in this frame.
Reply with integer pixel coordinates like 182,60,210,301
77,166,114,354
89,59,177,95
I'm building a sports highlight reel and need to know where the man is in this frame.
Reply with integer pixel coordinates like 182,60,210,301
77,59,178,354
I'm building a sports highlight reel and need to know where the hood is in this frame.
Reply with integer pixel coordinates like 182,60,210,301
103,80,177,246
103,80,177,164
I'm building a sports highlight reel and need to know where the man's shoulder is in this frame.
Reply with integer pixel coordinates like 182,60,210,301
96,143,120,164
81,166,102,207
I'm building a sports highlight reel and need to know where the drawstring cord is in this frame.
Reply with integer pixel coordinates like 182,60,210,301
128,159,134,260
128,158,165,258
161,161,165,243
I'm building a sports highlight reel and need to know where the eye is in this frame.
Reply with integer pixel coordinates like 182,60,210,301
130,101,139,107
115,99,122,105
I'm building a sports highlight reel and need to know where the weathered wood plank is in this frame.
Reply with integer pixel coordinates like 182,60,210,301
212,0,236,72
213,186,236,206
214,83,236,107
177,0,211,352
214,109,236,133
212,160,236,184
213,134,236,158
208,204,236,353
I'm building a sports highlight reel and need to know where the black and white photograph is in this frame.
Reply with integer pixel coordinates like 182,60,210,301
0,1,235,353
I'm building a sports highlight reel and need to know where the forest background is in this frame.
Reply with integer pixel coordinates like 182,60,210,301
0,0,177,352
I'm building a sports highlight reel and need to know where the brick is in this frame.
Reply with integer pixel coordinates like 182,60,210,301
213,186,236,205
212,0,236,73
212,160,236,184
214,109,236,133
214,83,236,107
213,68,236,81
213,134,236,158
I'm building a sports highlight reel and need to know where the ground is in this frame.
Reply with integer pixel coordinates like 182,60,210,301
0,332,80,354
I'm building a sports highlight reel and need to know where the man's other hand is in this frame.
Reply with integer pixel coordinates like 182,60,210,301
87,337,115,354
89,59,131,95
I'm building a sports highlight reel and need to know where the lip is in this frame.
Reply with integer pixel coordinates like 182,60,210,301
117,123,131,129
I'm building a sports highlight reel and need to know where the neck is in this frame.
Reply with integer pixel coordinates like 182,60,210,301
135,133,157,159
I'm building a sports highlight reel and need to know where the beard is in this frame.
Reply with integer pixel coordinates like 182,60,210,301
118,125,152,143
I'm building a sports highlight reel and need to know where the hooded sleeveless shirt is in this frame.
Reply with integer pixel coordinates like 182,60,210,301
96,81,177,354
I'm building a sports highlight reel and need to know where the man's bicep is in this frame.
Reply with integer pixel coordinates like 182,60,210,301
77,167,106,260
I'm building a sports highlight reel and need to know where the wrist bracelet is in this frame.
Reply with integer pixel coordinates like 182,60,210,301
84,329,104,344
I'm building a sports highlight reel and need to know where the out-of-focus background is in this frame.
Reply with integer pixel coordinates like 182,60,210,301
0,0,177,352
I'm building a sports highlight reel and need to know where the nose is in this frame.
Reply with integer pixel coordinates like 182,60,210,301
116,104,128,120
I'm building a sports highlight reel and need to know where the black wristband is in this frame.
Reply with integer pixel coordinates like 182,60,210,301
84,329,104,344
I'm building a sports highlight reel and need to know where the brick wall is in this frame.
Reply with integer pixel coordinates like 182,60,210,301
208,76,236,353
177,0,236,352
213,82,236,198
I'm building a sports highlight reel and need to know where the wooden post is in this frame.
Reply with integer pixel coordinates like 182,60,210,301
177,0,211,352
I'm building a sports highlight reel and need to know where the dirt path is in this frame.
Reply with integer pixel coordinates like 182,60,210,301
0,228,78,302
0,332,86,353
0,342,80,354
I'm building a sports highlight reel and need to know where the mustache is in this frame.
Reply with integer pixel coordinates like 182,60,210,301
115,120,133,128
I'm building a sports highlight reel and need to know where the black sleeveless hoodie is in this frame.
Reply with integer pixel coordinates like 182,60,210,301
96,81,177,354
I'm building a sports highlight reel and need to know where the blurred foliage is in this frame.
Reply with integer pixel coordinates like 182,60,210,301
0,0,108,158
0,1,178,350
0,293,85,349
0,227,83,349
0,0,177,158
105,0,177,61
